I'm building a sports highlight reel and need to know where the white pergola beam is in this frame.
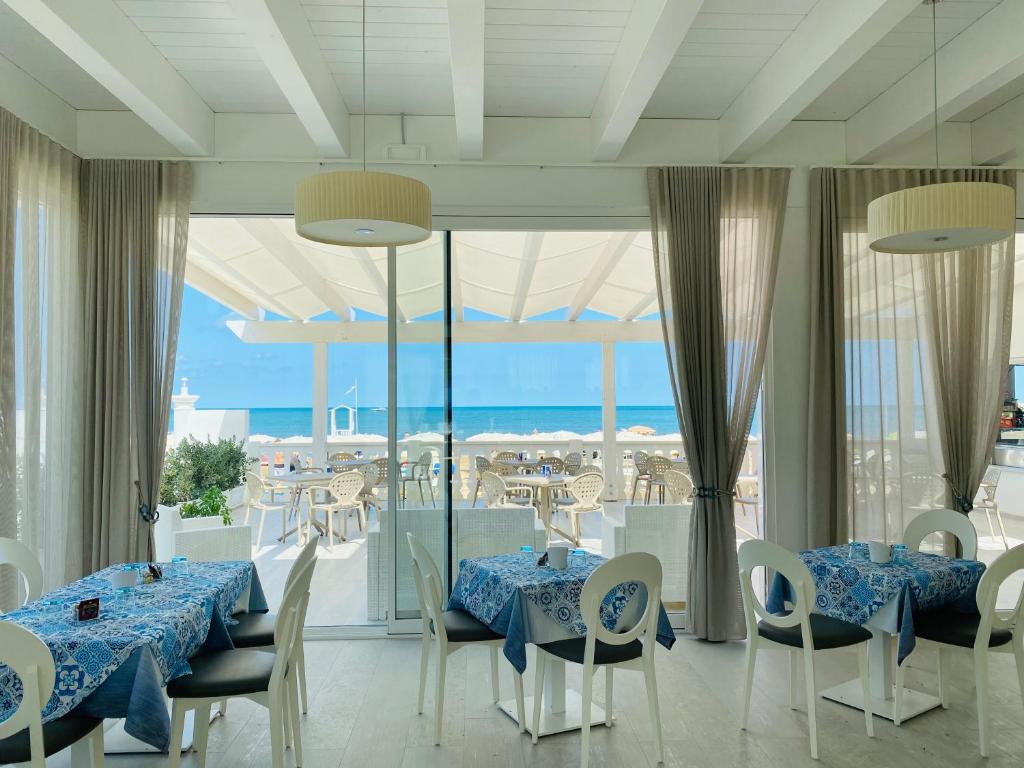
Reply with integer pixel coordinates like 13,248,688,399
590,0,702,162
719,0,919,162
188,239,303,321
227,0,349,158
238,219,354,320
3,0,214,156
353,247,405,322
446,0,485,160
567,233,636,321
847,0,1024,164
229,320,663,344
185,263,262,320
623,290,657,321
509,232,544,322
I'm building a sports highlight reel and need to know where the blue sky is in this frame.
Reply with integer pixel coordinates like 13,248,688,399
172,286,676,409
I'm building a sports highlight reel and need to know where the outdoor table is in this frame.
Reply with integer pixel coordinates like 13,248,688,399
766,545,985,722
0,560,266,752
274,470,338,542
514,473,570,542
449,553,675,737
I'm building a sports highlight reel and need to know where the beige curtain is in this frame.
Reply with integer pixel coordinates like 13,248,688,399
810,168,1016,544
79,160,191,570
0,108,82,607
649,166,790,641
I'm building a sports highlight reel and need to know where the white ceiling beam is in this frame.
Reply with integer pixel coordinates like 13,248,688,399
188,238,303,321
623,290,658,321
509,232,544,322
228,319,662,345
446,0,485,160
589,0,702,162
237,219,354,320
567,233,636,321
352,247,405,322
719,0,919,162
227,0,349,158
846,0,1024,164
972,90,1024,165
2,0,214,156
185,262,262,320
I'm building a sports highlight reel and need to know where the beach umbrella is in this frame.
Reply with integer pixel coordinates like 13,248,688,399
627,425,657,436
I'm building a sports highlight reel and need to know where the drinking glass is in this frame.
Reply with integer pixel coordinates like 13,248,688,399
171,555,189,577
891,544,910,565
570,548,587,568
115,586,135,609
519,545,534,562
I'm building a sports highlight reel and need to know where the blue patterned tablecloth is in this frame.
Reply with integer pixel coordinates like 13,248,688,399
449,553,675,674
766,546,984,663
0,561,267,750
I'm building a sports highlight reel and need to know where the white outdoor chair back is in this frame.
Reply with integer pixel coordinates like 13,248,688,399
646,455,671,479
566,472,604,509
738,539,813,639
0,538,43,608
633,451,649,475
328,451,355,462
903,509,978,560
480,471,508,507
494,451,518,461
475,455,491,473
538,456,564,474
564,452,583,476
663,470,693,503
245,471,269,502
407,532,445,639
0,623,55,748
358,462,380,491
413,451,433,478
371,457,389,485
975,542,1024,645
581,552,662,648
327,471,365,505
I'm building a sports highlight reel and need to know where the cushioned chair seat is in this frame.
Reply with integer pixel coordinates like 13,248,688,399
914,609,1013,649
538,637,644,666
0,714,101,763
167,649,276,699
757,612,871,650
432,610,502,643
228,611,276,648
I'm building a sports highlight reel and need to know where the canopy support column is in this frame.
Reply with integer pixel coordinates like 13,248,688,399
602,341,622,500
312,342,328,466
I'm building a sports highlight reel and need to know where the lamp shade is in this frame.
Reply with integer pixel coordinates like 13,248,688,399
867,181,1015,253
295,170,432,246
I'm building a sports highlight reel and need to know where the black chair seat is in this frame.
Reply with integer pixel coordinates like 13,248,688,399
228,611,276,648
433,610,502,643
914,609,1013,649
539,637,644,666
167,649,276,699
757,612,871,650
0,713,101,763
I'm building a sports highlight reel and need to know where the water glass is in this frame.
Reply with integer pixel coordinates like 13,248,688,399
570,548,587,568
891,544,910,565
171,555,189,577
519,545,534,561
41,598,63,619
115,586,135,609
848,542,869,561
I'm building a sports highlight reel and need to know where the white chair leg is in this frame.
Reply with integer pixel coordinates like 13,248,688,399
858,642,874,737
993,503,1010,550
89,723,104,768
975,649,991,757
1015,635,1024,711
434,649,447,746
193,702,212,768
269,689,286,768
893,646,904,727
417,633,431,715
803,649,818,760
289,674,304,766
643,656,664,766
605,666,613,727
514,672,526,733
168,700,186,768
741,639,757,729
297,643,309,714
580,662,594,768
219,699,228,717
532,651,546,744
788,649,798,709
937,647,949,709
489,645,500,703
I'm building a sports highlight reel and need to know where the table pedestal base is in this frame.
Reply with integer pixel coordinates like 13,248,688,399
497,692,608,737
821,679,941,722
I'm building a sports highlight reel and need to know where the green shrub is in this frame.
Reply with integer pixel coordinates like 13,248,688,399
160,437,253,505
180,487,233,526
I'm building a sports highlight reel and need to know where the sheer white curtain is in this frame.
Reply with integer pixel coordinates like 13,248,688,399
0,108,82,608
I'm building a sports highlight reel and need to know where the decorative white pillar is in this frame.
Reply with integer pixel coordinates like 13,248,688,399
601,342,622,500
312,343,328,467
170,377,199,441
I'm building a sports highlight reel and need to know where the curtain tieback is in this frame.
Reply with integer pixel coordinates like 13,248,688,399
135,480,159,523
694,486,736,499
941,474,973,514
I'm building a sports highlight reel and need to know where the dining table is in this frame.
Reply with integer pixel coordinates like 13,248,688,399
449,552,675,737
273,469,342,543
766,545,985,722
0,560,267,754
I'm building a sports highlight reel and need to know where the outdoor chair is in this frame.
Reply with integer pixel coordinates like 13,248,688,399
645,455,672,504
630,450,651,503
244,471,289,549
663,469,693,504
552,471,604,546
308,471,366,548
493,451,519,462
481,471,533,508
471,455,492,506
975,467,1009,550
734,476,760,537
401,450,436,507
564,451,583,476
0,537,43,610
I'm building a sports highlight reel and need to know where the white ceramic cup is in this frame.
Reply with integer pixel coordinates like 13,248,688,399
109,569,137,589
868,540,892,564
547,544,569,570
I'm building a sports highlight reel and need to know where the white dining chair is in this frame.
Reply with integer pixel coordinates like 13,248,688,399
168,551,315,768
244,471,289,549
975,467,1009,551
402,450,436,507
552,471,604,546
481,470,533,509
307,471,365,548
895,543,1024,754
903,508,978,560
663,469,693,504
0,623,105,767
530,552,665,768
738,539,873,760
406,532,524,746
0,537,43,610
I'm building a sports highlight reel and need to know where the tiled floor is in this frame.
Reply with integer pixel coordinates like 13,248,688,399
43,632,1024,767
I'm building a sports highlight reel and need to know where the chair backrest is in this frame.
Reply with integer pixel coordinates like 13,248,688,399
492,462,520,477
328,471,365,505
0,623,56,750
271,552,316,686
358,462,380,493
580,552,662,650
494,451,518,461
567,472,604,508
371,457,389,484
539,456,564,474
737,539,814,646
245,471,268,502
903,509,978,560
0,538,43,608
481,471,508,507
981,466,1001,487
633,450,649,474
564,452,583,476
329,451,355,461
647,455,672,479
475,455,491,474
407,532,446,640
414,450,433,478
975,542,1024,646
664,470,693,503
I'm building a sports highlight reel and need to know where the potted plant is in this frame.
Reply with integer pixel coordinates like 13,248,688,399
179,487,233,530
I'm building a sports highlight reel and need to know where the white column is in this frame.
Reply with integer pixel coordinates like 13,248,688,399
312,342,328,466
601,342,622,500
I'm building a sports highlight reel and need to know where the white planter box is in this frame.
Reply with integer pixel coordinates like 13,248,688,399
153,484,244,561
179,515,226,531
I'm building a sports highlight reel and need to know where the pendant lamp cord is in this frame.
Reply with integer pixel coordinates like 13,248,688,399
931,0,939,170
362,0,367,173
